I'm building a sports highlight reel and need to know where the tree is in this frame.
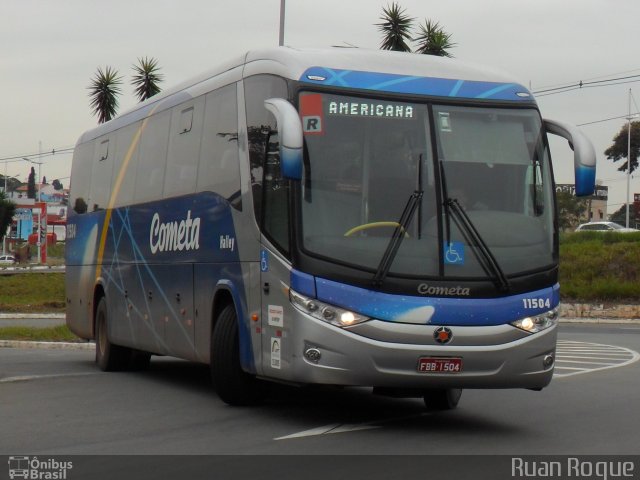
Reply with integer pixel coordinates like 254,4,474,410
52,179,63,191
27,167,36,199
131,57,164,102
609,203,639,226
88,66,123,123
376,3,455,57
0,192,16,245
42,175,47,185
556,190,589,231
377,2,414,52
604,121,640,173
414,19,456,57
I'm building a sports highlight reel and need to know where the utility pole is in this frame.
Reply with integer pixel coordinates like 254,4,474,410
627,89,632,228
279,0,286,46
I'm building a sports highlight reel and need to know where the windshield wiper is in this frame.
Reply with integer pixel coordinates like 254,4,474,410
445,198,510,293
438,161,509,293
372,190,423,288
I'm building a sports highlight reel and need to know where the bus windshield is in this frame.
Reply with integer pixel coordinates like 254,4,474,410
299,92,555,281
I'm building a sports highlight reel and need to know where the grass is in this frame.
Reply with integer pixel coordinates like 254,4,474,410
0,324,81,342
0,272,65,312
559,233,640,302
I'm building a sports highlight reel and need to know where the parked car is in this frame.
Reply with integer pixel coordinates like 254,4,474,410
0,254,16,264
575,221,639,232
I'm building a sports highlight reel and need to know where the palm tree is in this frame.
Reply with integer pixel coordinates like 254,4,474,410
377,2,414,52
88,66,123,123
131,57,164,102
0,192,16,246
414,19,456,57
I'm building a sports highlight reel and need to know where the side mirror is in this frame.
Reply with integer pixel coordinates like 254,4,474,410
544,119,596,196
264,98,303,179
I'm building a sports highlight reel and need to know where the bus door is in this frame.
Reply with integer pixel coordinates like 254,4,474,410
259,130,293,377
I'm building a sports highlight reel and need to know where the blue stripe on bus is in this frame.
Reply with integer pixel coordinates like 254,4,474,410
300,67,532,102
66,192,254,368
312,276,559,326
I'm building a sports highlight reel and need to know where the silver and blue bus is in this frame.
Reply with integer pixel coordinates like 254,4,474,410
66,47,596,409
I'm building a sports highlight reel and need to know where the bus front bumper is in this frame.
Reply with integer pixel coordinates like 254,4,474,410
282,315,557,391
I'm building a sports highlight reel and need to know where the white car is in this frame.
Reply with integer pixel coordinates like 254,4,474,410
0,254,15,264
575,221,638,232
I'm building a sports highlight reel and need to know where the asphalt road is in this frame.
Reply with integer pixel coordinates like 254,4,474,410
1,323,639,457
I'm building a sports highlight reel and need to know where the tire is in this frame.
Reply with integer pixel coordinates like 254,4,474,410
210,304,268,406
95,297,131,372
423,388,462,410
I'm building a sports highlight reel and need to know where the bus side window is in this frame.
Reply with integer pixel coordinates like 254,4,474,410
164,98,205,198
196,83,241,209
244,74,288,230
262,128,289,253
134,110,171,204
69,142,94,215
88,137,115,212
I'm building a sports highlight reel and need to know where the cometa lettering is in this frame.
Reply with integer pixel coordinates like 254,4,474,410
149,210,201,254
417,284,470,296
328,101,414,119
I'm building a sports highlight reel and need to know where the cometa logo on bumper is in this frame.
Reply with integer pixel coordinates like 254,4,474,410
417,283,470,296
149,210,201,254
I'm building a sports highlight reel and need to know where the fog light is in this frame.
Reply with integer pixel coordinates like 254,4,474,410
304,347,322,363
543,354,554,368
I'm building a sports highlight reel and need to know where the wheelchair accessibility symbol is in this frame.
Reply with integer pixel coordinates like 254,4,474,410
444,242,465,265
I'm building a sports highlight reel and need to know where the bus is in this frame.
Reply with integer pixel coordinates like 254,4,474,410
66,47,596,409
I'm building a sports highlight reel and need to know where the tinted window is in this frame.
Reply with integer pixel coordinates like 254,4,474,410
196,83,241,208
112,122,141,208
88,137,114,211
244,75,288,226
134,110,170,204
164,98,205,198
69,142,94,215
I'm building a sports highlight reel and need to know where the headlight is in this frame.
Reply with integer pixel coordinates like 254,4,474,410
289,289,369,328
511,307,559,333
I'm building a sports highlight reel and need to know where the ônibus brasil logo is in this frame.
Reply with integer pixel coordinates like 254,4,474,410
8,456,73,480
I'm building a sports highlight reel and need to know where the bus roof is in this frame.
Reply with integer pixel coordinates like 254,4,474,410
78,47,533,143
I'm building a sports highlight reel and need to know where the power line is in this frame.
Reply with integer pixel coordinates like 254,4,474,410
533,73,640,96
0,147,74,163
534,68,640,91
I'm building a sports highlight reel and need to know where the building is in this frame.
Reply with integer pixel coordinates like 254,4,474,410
556,183,608,222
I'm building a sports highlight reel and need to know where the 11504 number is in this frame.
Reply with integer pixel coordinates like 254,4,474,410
522,298,551,309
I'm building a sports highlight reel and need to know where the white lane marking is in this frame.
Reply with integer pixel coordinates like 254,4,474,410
274,423,380,440
0,372,99,383
554,340,639,378
274,413,430,441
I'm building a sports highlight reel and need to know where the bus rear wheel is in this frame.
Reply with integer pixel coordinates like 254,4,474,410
95,297,131,372
210,304,268,406
423,388,462,410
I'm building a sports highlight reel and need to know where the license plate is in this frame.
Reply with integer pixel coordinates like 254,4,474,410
417,357,463,373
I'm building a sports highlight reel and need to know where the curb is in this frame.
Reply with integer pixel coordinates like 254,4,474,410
0,313,66,320
0,340,94,350
561,318,640,325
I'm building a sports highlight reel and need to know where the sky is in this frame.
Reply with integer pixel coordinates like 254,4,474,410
2,0,639,214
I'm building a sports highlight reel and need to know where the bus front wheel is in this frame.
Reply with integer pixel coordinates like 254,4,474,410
210,304,268,406
95,297,131,372
423,388,462,410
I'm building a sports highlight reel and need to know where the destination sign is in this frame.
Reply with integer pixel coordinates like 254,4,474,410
328,101,415,119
